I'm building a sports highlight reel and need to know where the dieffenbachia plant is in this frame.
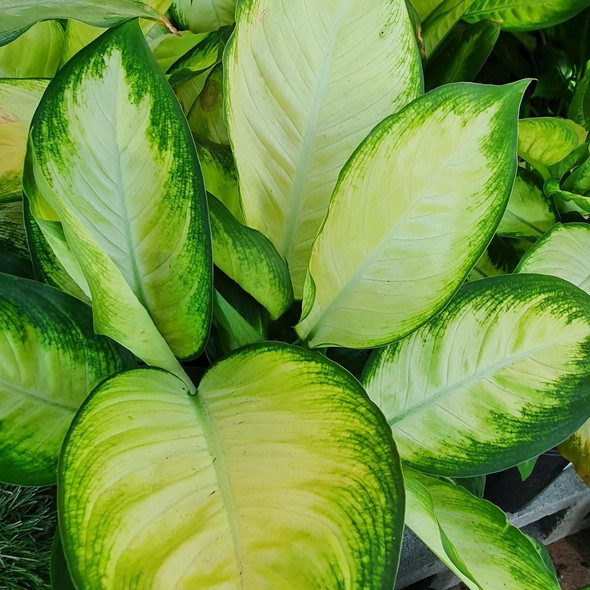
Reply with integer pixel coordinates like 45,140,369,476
1,0,589,588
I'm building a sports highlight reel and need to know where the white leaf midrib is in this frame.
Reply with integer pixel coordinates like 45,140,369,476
189,393,245,585
0,376,78,412
279,0,351,261
389,337,572,426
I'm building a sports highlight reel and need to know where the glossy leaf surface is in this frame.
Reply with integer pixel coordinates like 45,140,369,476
464,0,590,31
226,0,422,296
405,468,561,589
363,274,590,476
297,82,526,349
0,273,130,486
26,21,212,380
59,345,404,589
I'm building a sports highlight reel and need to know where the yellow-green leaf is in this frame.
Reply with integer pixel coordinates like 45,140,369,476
297,82,527,349
226,0,422,297
59,345,404,588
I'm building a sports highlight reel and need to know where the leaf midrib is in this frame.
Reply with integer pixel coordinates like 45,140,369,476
279,0,351,261
189,393,244,585
0,376,78,412
389,337,569,426
305,143,491,344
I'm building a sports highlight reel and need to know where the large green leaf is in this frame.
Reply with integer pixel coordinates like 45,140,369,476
362,273,590,476
0,78,48,202
569,70,590,131
463,0,590,31
0,0,167,46
170,0,237,32
59,344,404,589
209,193,293,319
0,273,131,486
25,21,212,383
296,82,527,349
515,222,590,486
226,0,422,297
0,21,64,77
404,468,561,589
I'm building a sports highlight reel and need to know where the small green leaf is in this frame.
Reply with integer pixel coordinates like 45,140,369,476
422,0,476,58
404,468,561,589
209,193,293,319
517,456,538,481
0,273,132,486
188,63,228,144
559,419,590,485
464,0,590,32
425,19,501,89
497,169,556,239
569,70,590,130
0,21,64,77
50,529,76,590
59,345,404,588
0,201,29,259
0,0,166,46
518,117,588,175
363,273,590,476
148,29,209,73
170,0,237,33
0,78,48,203
209,288,264,356
517,223,590,292
196,141,242,222
297,81,528,349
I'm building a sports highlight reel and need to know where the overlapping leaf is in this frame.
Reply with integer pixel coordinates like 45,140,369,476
209,194,293,319
0,0,168,46
170,0,237,33
464,0,590,31
0,78,48,202
405,468,561,589
0,273,131,486
362,274,590,476
517,223,590,486
25,21,212,383
226,0,422,296
297,82,527,349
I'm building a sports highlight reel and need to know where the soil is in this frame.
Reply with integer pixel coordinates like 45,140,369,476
449,529,590,590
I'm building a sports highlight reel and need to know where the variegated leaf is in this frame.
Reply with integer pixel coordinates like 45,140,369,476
25,21,212,385
59,345,404,588
405,468,560,589
362,274,590,476
226,0,422,296
297,82,527,349
0,78,48,202
0,273,131,486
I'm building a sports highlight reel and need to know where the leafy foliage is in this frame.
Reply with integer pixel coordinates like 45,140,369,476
0,0,589,588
